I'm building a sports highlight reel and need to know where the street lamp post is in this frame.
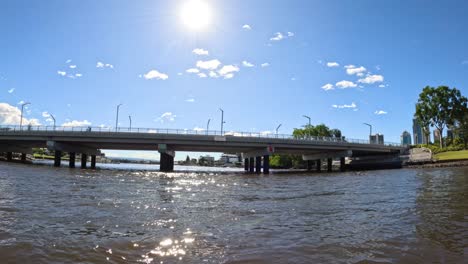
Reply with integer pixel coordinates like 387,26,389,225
276,124,282,137
219,108,225,135
206,118,211,135
129,115,132,131
50,114,56,130
363,123,372,143
115,103,123,131
303,115,311,127
19,102,31,130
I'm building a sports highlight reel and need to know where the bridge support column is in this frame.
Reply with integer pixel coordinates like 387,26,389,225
327,158,333,172
340,157,346,172
255,156,262,174
263,155,270,174
91,155,96,169
81,154,87,169
21,153,27,163
6,152,12,161
249,157,254,173
69,152,76,168
160,153,174,172
54,151,62,167
307,160,313,171
316,159,321,172
244,158,249,171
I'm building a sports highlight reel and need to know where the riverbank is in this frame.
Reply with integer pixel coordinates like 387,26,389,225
405,159,468,169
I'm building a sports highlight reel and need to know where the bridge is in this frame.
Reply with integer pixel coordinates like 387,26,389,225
0,125,406,173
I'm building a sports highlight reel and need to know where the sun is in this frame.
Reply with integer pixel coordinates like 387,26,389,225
180,0,212,30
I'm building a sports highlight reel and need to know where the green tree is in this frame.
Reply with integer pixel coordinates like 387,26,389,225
415,86,468,148
454,107,468,149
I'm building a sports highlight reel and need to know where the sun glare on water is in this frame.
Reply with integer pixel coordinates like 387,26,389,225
180,0,212,30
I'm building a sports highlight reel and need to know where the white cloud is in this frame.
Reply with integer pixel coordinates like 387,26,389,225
196,59,221,70
223,73,234,79
345,65,367,75
0,103,42,125
287,32,294,37
69,65,77,69
185,98,195,103
143,70,169,80
242,61,255,67
378,84,385,88
261,63,270,67
57,71,66,76
270,32,284,41
218,65,239,76
157,112,176,123
336,80,357,89
96,61,114,69
62,120,92,127
209,71,218,78
198,73,207,78
8,88,15,94
186,68,200,73
193,127,205,132
375,110,387,115
192,48,209,56
321,83,334,91
332,102,357,109
65,59,72,64
358,74,384,84
242,24,251,30
327,62,339,67
75,73,82,77
42,111,50,118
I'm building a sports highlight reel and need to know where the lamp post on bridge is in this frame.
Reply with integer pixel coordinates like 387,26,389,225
50,114,56,130
206,118,211,135
115,103,123,131
276,124,282,138
19,102,31,130
303,115,311,127
219,108,225,135
363,123,372,143
129,115,132,131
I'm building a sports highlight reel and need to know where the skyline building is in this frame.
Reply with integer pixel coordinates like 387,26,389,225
412,118,429,145
401,131,412,145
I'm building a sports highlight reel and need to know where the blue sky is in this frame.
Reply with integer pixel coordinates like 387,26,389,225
1,0,468,160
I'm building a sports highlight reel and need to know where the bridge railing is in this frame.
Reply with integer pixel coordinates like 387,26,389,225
0,125,403,147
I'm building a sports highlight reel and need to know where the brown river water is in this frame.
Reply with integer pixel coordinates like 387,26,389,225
0,162,467,263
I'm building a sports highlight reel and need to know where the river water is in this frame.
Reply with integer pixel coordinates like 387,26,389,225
0,162,466,263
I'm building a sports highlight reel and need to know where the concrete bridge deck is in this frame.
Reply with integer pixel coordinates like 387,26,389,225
0,125,406,173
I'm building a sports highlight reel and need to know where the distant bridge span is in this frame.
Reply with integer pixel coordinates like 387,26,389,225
0,126,406,173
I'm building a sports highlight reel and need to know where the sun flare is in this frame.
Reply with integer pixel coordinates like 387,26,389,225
180,0,212,30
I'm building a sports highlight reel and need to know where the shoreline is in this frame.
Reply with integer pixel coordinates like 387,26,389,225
404,159,468,169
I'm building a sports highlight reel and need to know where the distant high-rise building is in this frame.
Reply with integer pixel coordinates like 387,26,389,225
401,131,412,145
433,129,441,143
370,134,384,145
412,119,429,144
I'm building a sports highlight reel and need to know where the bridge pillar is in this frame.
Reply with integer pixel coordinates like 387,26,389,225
327,158,333,172
340,157,346,172
160,153,174,172
263,155,270,174
21,153,27,163
54,150,62,167
81,154,87,169
91,155,96,169
249,157,254,173
307,160,313,171
6,152,12,161
255,156,262,174
69,152,76,168
244,158,249,171
316,159,321,172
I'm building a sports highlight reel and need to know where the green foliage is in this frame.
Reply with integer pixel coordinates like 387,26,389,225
292,124,342,139
415,86,468,148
